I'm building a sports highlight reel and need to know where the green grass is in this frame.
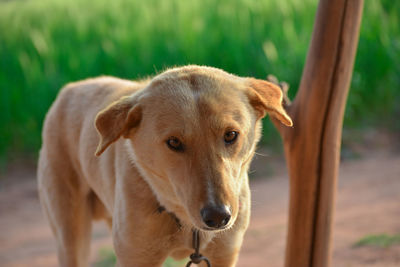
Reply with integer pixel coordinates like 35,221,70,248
354,233,400,248
95,247,186,267
95,248,117,267
0,0,399,165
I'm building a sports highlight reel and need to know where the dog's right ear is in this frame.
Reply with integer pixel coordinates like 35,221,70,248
94,96,142,156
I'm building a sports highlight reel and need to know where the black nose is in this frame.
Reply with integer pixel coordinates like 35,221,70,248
200,204,231,229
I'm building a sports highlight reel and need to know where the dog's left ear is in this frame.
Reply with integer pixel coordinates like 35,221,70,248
246,78,293,126
94,96,142,156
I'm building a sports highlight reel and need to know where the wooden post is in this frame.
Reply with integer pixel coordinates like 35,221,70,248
273,0,364,266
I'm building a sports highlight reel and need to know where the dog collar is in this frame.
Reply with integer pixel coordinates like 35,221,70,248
157,205,182,228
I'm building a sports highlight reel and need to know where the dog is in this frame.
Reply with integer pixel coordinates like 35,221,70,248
37,65,292,267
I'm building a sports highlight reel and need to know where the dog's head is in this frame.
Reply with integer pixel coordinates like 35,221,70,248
94,66,292,231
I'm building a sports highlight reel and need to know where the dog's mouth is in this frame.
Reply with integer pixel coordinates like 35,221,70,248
200,224,231,232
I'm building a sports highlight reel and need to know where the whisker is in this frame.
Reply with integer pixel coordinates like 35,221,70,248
254,151,269,157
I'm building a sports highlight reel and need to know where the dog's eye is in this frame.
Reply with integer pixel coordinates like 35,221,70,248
224,131,239,145
166,137,184,152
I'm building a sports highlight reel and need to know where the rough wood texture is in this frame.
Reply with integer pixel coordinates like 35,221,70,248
273,0,364,266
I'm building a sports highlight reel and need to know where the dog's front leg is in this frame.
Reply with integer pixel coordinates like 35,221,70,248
113,236,167,267
112,209,170,267
203,230,246,267
111,181,171,267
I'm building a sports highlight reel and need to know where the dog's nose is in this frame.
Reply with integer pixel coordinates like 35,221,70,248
200,204,231,229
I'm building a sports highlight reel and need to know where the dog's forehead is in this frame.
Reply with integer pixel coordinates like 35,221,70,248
141,69,251,137
145,68,246,111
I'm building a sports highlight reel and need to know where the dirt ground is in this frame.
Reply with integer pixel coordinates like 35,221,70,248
0,146,399,267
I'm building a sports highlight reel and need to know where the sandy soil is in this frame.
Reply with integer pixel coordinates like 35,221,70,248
0,148,399,267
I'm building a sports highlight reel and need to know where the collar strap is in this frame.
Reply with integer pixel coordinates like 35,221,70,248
157,205,182,228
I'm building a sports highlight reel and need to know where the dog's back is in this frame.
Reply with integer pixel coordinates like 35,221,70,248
39,77,142,186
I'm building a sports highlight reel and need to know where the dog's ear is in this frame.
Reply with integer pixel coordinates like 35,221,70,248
246,78,293,126
94,96,142,156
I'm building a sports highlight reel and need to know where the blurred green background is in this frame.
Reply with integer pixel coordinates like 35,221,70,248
0,0,399,168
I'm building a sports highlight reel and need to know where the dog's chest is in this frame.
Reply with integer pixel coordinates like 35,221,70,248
167,226,215,260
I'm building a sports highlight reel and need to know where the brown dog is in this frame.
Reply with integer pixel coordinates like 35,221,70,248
37,65,292,267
